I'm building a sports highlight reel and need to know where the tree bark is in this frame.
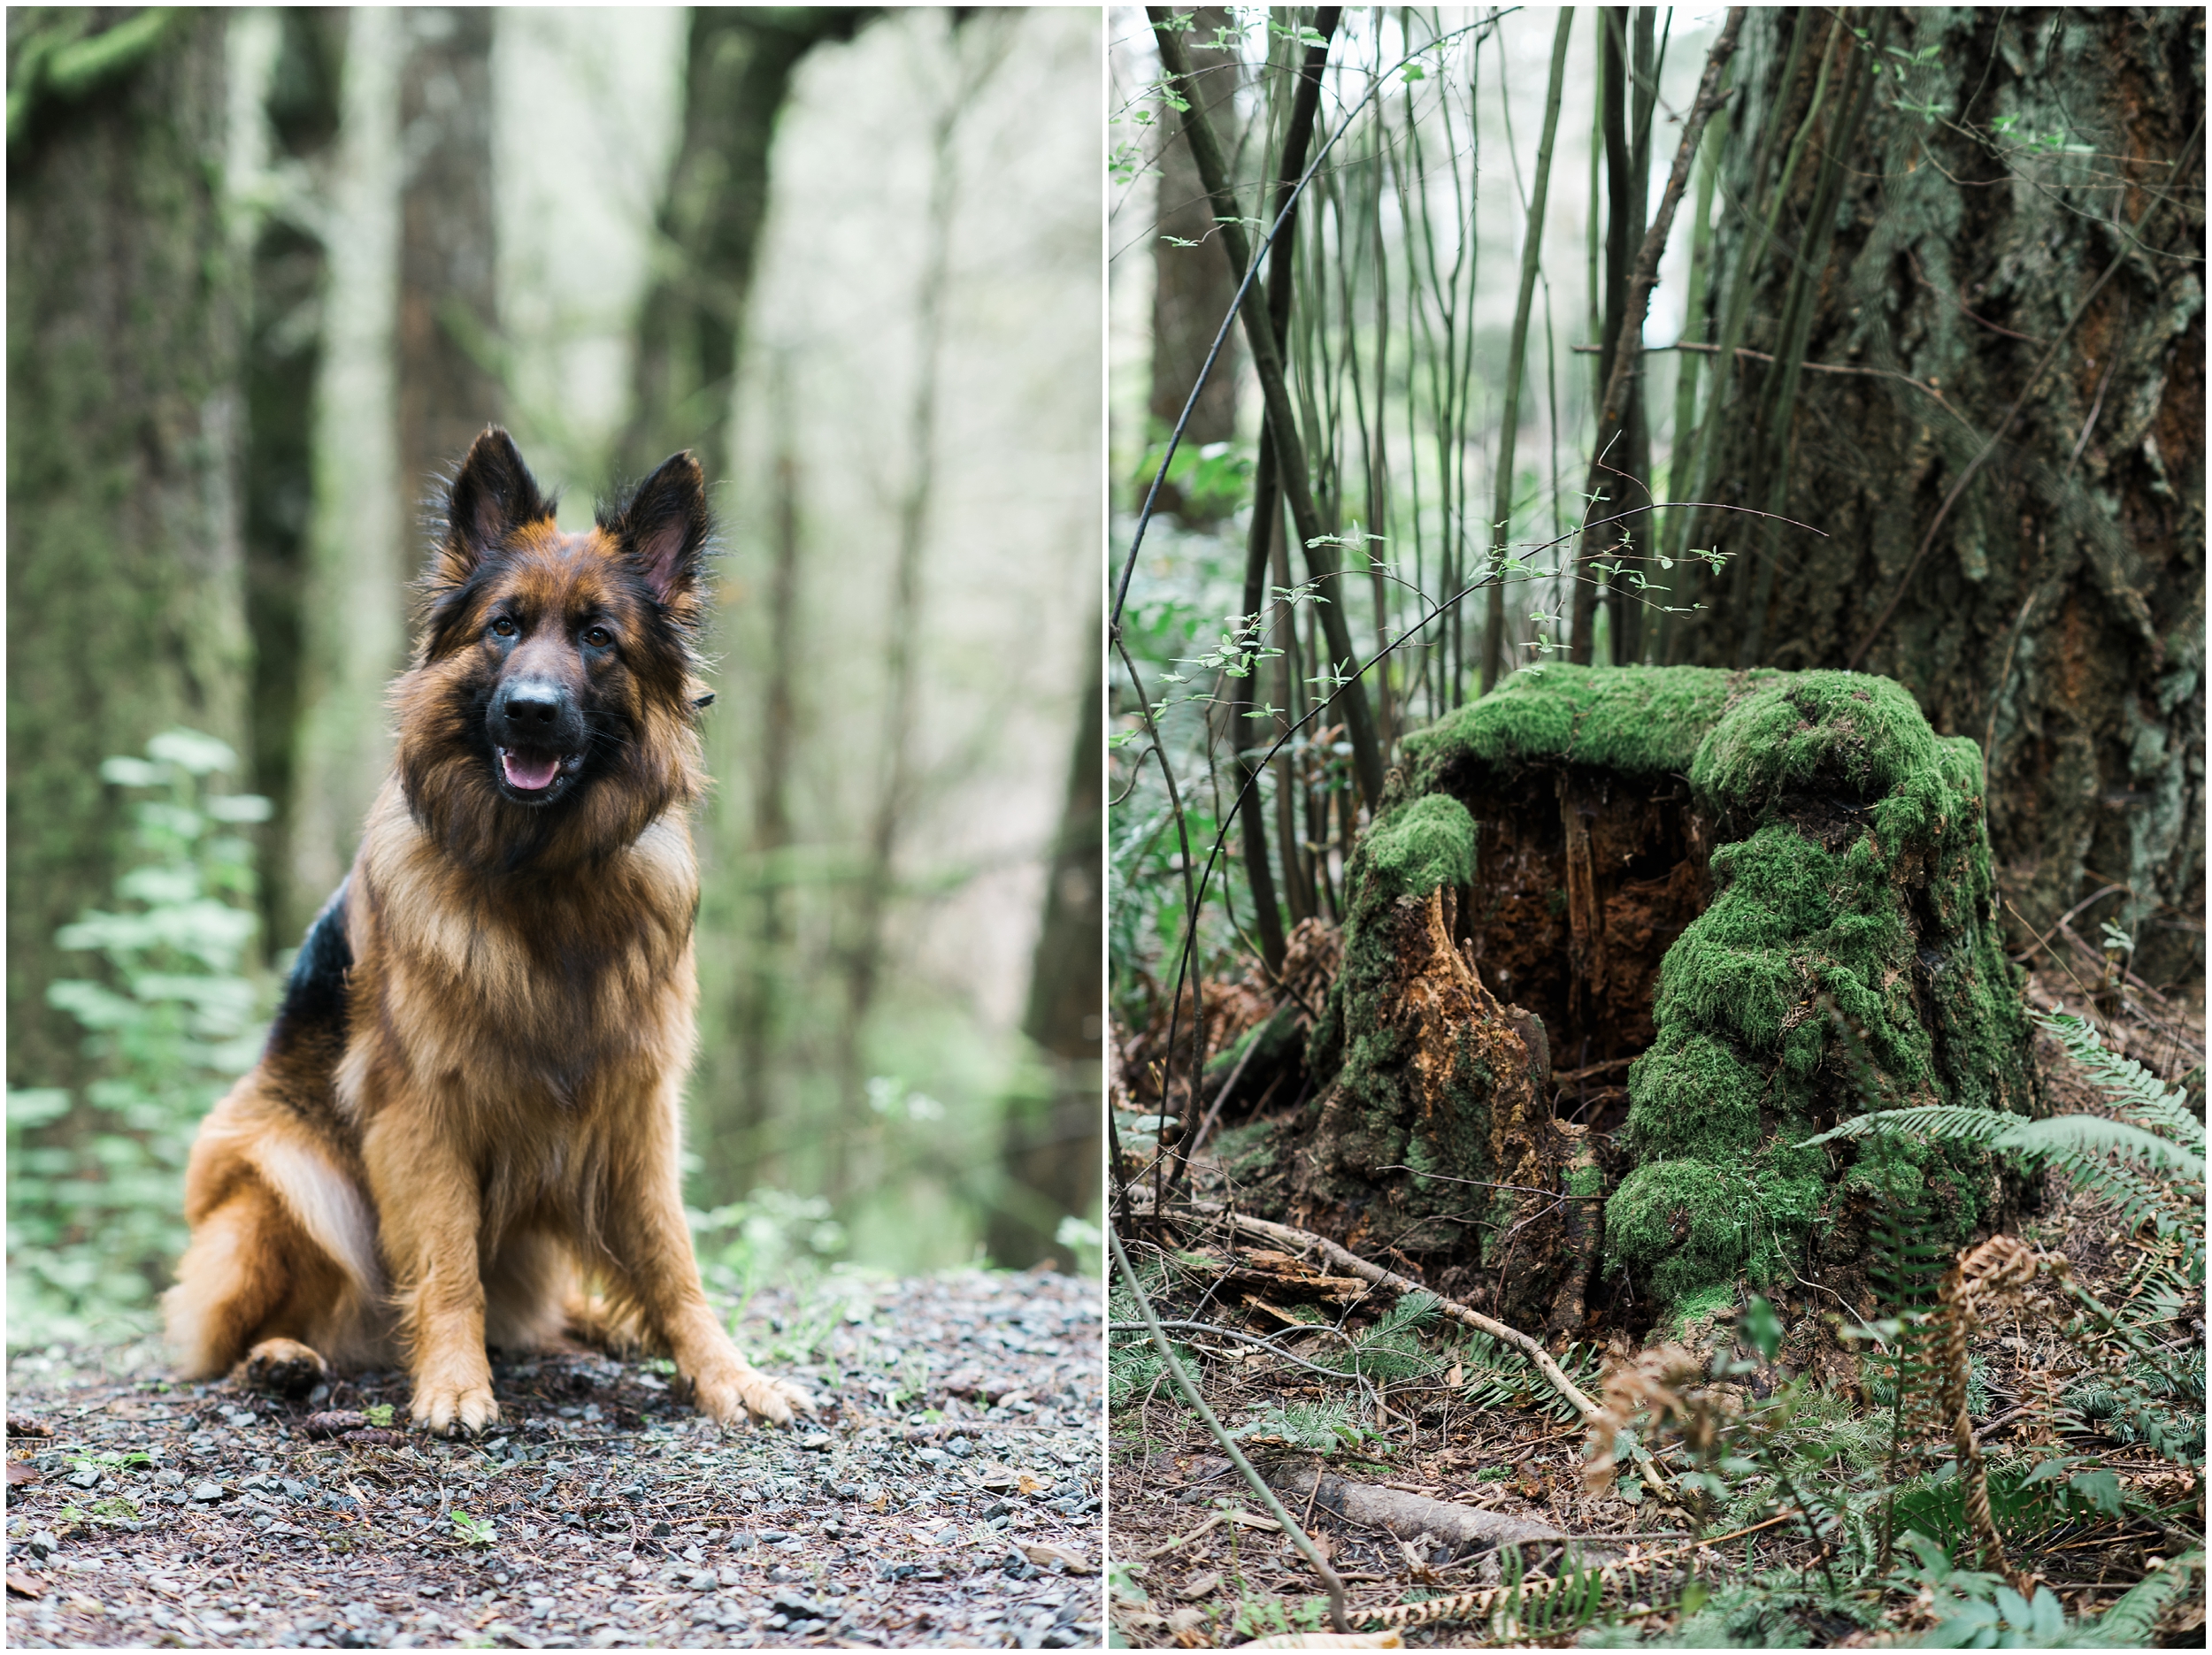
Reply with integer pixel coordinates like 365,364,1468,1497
396,6,500,529
987,647,1104,1268
243,10,347,950
618,7,872,487
6,11,249,1089
1675,7,2205,985
717,395,804,1193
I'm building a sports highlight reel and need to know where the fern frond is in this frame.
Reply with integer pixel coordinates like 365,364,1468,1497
2036,1150,2197,1245
1310,1289,1448,1382
2071,1549,2202,1645
2000,1115,2206,1183
2033,1011,2206,1153
1799,1106,2011,1151
1799,1109,2205,1219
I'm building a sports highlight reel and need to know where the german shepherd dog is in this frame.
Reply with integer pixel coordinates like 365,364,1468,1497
165,428,810,1433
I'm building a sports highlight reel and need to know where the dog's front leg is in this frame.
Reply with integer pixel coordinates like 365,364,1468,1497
364,1110,499,1436
602,1132,812,1428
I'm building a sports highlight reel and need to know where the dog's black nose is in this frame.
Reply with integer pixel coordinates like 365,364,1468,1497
503,683,563,726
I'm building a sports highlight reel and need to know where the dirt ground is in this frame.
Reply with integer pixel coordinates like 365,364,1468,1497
4,1268,1104,1649
1107,969,2206,1646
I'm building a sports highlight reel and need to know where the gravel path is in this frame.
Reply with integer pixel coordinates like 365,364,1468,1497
5,1268,1102,1649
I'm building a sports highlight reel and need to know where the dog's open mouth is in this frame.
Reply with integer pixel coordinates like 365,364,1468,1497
497,747,577,801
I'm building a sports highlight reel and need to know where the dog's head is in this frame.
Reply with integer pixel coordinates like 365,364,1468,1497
394,427,713,873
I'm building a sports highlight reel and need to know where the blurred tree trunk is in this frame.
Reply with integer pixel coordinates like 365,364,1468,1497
6,11,250,1089
272,6,405,943
1142,4,1239,518
396,6,499,523
834,34,964,1199
715,381,805,1193
988,653,1103,1268
242,11,348,951
1671,8,2203,985
618,7,870,487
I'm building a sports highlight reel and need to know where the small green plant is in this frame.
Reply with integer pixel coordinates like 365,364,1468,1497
1454,1327,1604,1424
449,1510,496,1546
1230,1399,1374,1454
688,1187,848,1313
7,730,270,1347
1312,1290,1448,1382
891,1349,933,1410
1231,1594,1327,1641
362,1403,395,1428
68,1449,151,1474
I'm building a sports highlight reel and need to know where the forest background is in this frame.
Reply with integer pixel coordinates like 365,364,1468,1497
7,5,1104,1350
1109,2,2200,1051
1105,4,2201,1643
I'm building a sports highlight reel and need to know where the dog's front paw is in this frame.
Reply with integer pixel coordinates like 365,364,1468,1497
411,1377,500,1437
240,1337,328,1398
692,1358,813,1428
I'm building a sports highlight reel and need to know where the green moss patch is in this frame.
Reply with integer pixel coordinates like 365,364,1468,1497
1288,664,2037,1325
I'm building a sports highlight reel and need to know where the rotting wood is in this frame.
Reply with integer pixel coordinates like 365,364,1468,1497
1263,1465,1578,1552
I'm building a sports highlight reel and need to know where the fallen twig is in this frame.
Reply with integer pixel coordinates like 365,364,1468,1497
1264,1465,1577,1551
1110,1225,1353,1632
1209,1211,1603,1424
1106,1318,1410,1424
1141,1507,1282,1560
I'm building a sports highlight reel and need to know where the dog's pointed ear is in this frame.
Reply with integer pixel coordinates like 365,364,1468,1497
437,427,552,582
606,451,710,616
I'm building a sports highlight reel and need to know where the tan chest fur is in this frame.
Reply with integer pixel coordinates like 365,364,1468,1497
334,780,699,1168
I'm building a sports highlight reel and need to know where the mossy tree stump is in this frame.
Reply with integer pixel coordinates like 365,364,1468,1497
1249,666,2039,1337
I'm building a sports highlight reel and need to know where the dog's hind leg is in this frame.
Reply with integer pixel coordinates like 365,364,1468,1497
557,1290,651,1357
166,1176,335,1395
168,1092,384,1394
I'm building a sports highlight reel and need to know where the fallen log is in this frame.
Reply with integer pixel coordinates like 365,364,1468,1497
1263,1465,1574,1552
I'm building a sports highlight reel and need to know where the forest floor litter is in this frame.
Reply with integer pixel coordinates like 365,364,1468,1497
1108,969,2206,1646
4,1268,1102,1649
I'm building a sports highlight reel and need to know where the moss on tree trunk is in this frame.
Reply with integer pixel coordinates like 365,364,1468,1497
1248,666,2039,1334
6,11,248,1089
1667,8,2203,990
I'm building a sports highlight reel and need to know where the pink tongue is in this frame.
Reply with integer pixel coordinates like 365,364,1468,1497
502,750,561,791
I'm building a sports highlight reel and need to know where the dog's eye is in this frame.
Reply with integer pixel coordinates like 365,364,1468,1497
581,625,612,649
489,617,518,640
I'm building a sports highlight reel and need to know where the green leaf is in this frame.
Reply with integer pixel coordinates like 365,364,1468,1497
205,793,273,824
2068,1467,2124,1517
98,756,164,788
146,729,237,775
7,1088,73,1130
1744,1294,1785,1362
